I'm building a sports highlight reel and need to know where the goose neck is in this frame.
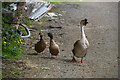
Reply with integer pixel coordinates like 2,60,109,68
50,39,55,44
81,25,86,39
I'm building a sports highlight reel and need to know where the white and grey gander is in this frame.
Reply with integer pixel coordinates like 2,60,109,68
72,18,89,63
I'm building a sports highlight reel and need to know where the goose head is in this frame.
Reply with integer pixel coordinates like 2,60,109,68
39,33,43,38
80,18,88,26
48,33,53,39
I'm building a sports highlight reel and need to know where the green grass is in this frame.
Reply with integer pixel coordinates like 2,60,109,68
33,21,41,27
2,70,21,78
0,72,2,79
12,71,21,75
43,0,83,4
21,17,32,27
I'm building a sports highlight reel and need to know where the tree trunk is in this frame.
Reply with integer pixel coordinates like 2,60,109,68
12,2,26,25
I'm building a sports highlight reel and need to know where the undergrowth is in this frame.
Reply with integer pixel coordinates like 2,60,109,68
2,18,25,59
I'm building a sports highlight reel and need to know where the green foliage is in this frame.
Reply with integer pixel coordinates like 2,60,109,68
42,16,51,21
2,17,25,59
2,70,21,78
44,0,64,3
42,16,56,22
0,72,2,79
49,6,61,12
50,2,61,4
18,25,28,36
33,21,41,27
17,12,21,17
53,6,61,10
20,17,32,27
2,15,13,23
2,2,12,8
12,71,20,75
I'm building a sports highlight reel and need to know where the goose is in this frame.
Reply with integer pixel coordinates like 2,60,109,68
35,33,46,53
72,18,89,63
48,33,60,57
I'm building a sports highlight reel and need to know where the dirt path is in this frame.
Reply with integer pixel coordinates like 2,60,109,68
12,2,118,78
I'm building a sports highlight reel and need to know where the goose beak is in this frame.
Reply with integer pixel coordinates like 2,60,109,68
85,18,88,25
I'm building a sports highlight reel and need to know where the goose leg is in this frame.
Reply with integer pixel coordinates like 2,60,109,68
56,55,58,58
50,54,55,59
80,57,83,63
72,56,77,62
50,54,52,58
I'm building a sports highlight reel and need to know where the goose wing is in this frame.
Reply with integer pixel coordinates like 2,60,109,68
49,45,59,56
35,40,46,53
72,40,80,56
73,40,80,47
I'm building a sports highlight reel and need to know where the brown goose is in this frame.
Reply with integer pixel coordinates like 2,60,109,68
48,33,60,57
35,33,46,53
72,18,89,63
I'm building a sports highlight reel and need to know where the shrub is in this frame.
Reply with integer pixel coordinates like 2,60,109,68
2,17,25,59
